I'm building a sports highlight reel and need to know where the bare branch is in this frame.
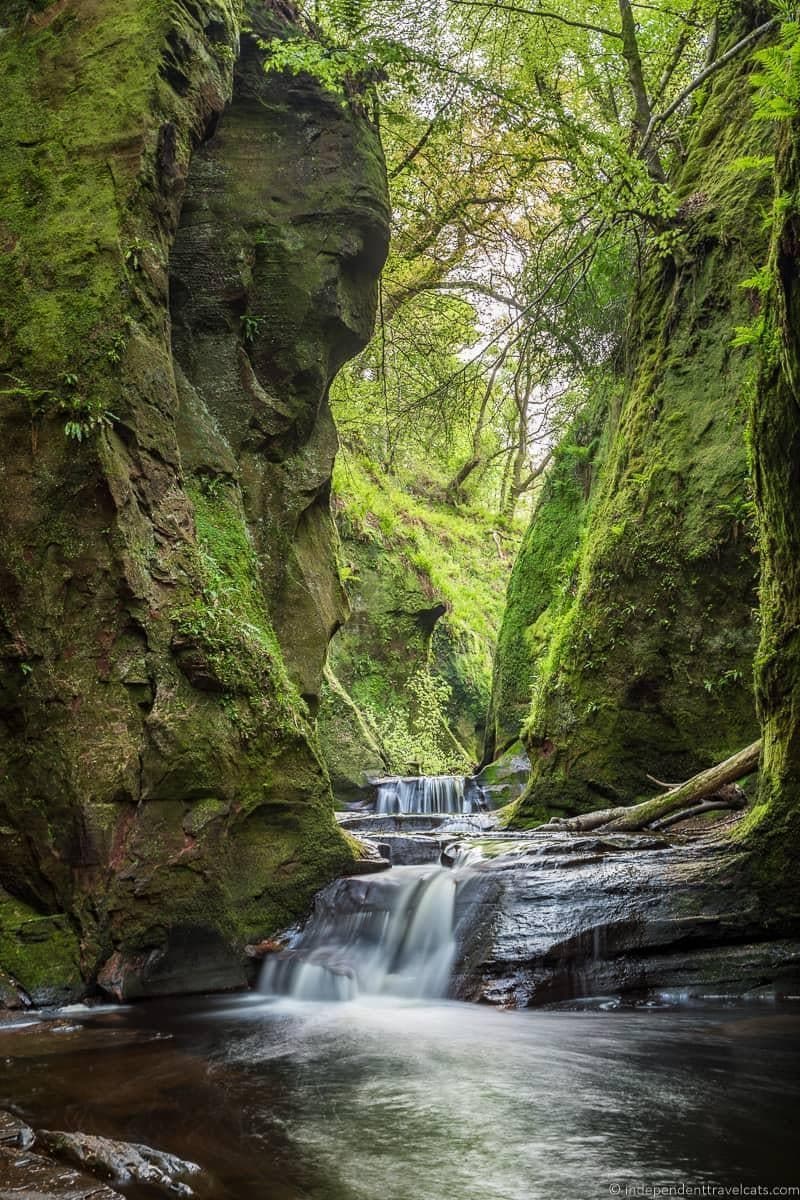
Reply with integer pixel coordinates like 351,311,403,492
618,0,665,180
651,1,698,107
642,17,779,151
515,446,556,494
646,772,683,790
414,279,526,309
388,95,456,180
447,0,622,40
631,1,704,26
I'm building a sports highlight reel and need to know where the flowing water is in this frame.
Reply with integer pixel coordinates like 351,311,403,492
4,798,800,1199
374,774,481,814
259,864,463,1002
2,997,800,1200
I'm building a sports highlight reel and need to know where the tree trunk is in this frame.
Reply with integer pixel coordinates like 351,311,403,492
546,740,761,833
651,793,747,830
618,0,665,181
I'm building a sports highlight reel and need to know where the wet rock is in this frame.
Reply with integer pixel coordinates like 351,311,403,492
0,1111,34,1149
0,2,389,1004
341,836,392,874
0,971,29,1012
336,813,458,834
0,1143,124,1199
97,927,248,1002
38,1131,201,1198
351,860,392,875
244,938,285,960
460,831,800,1006
378,834,444,865
475,741,531,808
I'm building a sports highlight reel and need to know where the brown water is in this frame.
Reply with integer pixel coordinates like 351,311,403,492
2,996,799,1200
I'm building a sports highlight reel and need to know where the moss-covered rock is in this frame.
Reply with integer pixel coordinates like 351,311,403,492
0,887,82,1006
492,23,769,825
485,402,603,762
316,664,390,800
740,92,800,919
0,1,389,999
317,457,520,794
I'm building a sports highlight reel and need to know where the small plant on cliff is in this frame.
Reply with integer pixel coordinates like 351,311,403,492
363,665,468,775
0,373,115,443
733,11,800,357
241,314,263,344
59,396,116,442
750,15,800,123
124,237,154,273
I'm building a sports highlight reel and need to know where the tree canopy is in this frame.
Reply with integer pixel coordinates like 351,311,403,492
260,0,791,517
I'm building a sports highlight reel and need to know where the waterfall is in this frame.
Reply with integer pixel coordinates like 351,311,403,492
375,775,482,815
259,865,468,1003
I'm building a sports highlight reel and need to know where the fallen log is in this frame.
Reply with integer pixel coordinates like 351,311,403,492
546,739,761,834
650,788,747,831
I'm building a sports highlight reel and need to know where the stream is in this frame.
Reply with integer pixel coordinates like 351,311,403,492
2,776,800,1200
3,998,800,1200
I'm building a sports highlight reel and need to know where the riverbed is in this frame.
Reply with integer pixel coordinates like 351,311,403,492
2,997,799,1199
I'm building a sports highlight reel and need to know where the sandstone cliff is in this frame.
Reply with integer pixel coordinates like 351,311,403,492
0,0,389,1002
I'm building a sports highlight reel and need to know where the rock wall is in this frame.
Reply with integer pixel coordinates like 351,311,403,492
743,91,800,914
0,0,389,1003
484,401,603,763
318,504,461,798
490,24,769,824
316,458,517,797
454,830,800,1007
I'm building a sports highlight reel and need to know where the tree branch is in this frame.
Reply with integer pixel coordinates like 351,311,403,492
447,0,622,40
618,0,665,181
412,278,526,309
642,17,779,151
546,741,761,834
514,446,556,495
651,1,698,107
388,96,455,180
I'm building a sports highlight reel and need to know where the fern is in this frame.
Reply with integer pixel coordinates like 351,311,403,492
751,20,800,123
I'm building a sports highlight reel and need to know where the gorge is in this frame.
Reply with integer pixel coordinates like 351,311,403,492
1,0,800,1197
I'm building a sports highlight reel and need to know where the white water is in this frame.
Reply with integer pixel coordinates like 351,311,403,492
259,864,467,1003
375,774,481,815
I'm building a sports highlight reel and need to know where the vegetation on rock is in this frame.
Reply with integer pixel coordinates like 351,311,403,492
2,0,800,1009
319,454,521,790
0,0,388,1002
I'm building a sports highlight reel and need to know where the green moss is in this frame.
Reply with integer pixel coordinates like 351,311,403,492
0,0,384,1002
487,403,604,758
0,0,236,433
0,887,81,1001
176,480,299,716
735,97,800,917
495,42,769,824
319,454,522,781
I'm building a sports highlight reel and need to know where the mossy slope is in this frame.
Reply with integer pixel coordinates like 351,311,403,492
741,99,800,918
317,456,520,795
494,35,769,825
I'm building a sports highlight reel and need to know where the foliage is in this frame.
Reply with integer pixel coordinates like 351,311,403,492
335,452,519,655
265,0,778,524
0,372,116,442
176,481,299,725
363,666,466,774
731,10,799,357
327,452,522,770
241,314,264,343
750,17,800,123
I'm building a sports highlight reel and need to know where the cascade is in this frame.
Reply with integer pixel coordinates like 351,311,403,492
375,775,483,815
259,862,474,1003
